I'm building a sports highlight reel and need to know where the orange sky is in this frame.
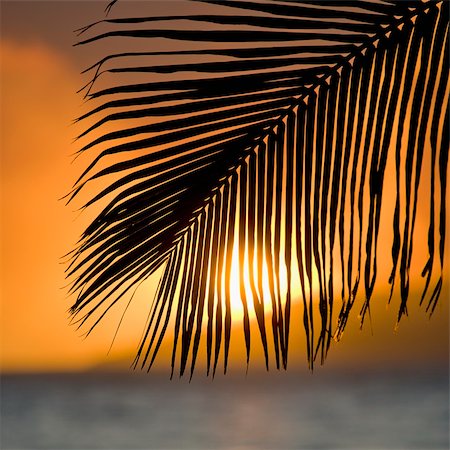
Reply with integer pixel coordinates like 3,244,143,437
0,1,448,375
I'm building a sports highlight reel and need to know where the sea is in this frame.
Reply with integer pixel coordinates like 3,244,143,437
1,368,448,450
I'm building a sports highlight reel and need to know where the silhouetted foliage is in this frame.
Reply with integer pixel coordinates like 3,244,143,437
67,0,449,376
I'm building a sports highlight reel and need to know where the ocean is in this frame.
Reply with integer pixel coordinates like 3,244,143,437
1,369,448,450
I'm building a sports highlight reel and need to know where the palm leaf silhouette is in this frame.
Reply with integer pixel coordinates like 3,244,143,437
67,0,449,377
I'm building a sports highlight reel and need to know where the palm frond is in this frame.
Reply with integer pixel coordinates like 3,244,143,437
68,0,449,376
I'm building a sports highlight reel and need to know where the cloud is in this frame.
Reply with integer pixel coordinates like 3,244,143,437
1,40,80,176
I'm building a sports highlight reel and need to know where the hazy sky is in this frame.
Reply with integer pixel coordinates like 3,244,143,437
1,0,448,375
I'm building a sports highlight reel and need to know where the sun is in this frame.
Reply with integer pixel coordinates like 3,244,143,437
226,228,323,324
227,238,291,322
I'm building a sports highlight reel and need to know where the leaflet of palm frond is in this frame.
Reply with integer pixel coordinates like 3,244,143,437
69,0,449,374
418,9,448,315
387,3,449,322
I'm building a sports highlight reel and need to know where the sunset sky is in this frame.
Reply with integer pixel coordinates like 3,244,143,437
1,0,448,375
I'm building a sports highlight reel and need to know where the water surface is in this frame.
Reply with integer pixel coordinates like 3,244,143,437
2,369,448,449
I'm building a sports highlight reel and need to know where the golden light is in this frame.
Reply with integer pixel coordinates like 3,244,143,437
227,220,314,324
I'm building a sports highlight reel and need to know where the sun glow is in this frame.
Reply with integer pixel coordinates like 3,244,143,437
227,235,311,323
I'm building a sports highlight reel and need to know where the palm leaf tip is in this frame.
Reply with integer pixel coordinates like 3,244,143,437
67,0,449,376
